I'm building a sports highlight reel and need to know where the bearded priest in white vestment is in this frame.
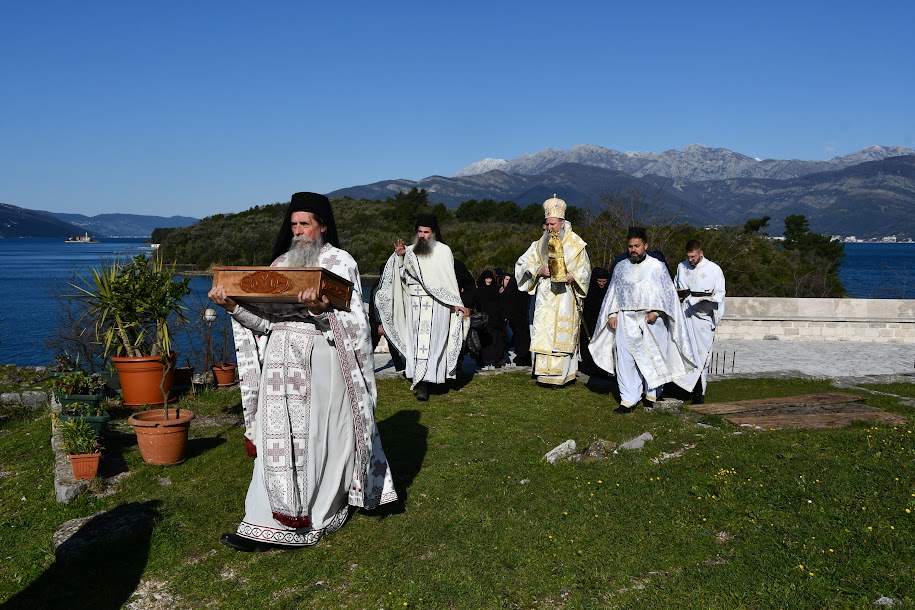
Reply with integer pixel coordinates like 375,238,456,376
374,214,469,401
209,192,397,552
589,227,698,414
514,196,591,386
674,239,726,404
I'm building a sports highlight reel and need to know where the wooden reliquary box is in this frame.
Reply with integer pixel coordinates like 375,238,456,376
211,266,354,311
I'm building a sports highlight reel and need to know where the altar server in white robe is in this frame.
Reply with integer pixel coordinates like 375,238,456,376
590,227,697,413
375,214,468,401
209,192,397,552
674,240,726,404
515,195,591,386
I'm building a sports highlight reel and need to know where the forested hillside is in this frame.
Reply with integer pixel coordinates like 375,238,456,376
160,189,844,298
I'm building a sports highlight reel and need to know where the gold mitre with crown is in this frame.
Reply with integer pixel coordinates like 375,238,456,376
543,194,566,219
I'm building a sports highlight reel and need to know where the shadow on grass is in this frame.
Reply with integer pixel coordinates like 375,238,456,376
1,501,160,610
185,435,227,460
366,409,428,517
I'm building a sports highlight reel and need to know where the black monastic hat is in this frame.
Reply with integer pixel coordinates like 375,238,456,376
415,213,446,244
271,192,340,262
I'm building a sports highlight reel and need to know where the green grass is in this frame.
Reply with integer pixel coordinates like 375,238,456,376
1,375,913,609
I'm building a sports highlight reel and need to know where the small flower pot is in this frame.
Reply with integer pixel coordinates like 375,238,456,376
55,392,105,411
69,452,101,480
211,363,237,387
60,412,111,436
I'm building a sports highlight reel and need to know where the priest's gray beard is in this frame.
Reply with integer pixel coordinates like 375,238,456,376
542,227,566,241
286,234,324,267
412,234,437,257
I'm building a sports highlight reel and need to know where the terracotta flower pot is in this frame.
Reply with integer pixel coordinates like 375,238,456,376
128,408,195,466
111,354,177,407
211,363,237,387
69,452,101,480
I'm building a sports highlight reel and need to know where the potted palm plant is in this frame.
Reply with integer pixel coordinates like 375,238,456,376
54,414,102,480
74,253,196,465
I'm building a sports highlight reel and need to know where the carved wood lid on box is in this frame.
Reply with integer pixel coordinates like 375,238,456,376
212,266,353,311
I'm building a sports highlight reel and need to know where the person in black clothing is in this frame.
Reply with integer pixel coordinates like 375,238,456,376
369,263,405,372
499,271,532,367
579,266,610,377
454,259,477,311
475,269,508,368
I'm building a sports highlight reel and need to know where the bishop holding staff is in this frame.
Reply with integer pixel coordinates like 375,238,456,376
374,214,469,401
515,196,591,387
674,239,726,404
208,192,397,551
589,227,697,413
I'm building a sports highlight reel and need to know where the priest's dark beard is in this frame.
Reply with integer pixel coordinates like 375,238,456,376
412,234,437,257
629,252,647,263
286,234,324,266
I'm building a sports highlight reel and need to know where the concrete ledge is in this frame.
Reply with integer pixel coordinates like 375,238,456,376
721,297,915,343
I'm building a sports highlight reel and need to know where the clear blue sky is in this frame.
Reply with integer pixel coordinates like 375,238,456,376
2,1,913,218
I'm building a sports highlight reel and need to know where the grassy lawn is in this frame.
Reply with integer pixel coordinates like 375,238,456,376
1,373,913,609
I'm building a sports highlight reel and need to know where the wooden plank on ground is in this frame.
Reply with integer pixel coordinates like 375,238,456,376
727,410,907,430
689,392,866,416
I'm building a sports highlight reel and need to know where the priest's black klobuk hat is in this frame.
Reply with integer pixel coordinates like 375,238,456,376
271,192,340,262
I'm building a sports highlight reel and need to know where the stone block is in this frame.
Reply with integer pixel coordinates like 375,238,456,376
544,440,577,464
0,393,21,406
619,432,653,451
22,391,49,409
784,328,800,336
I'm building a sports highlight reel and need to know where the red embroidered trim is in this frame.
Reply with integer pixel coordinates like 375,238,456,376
273,512,311,528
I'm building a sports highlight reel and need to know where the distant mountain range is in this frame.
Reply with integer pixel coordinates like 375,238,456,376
329,144,915,237
0,203,197,238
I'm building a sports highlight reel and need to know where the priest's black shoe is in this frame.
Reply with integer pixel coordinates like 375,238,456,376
415,382,429,402
614,405,635,414
642,397,655,410
692,393,705,405
220,533,274,552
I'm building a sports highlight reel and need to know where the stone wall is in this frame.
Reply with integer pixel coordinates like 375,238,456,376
718,297,915,342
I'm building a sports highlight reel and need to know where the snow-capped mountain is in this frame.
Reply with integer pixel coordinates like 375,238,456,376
454,144,915,182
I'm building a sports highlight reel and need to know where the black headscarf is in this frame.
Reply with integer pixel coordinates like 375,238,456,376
475,269,501,319
415,213,446,244
271,192,340,262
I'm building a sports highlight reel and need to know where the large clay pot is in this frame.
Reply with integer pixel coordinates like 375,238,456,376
128,408,195,465
111,354,177,407
211,363,237,387
69,453,101,480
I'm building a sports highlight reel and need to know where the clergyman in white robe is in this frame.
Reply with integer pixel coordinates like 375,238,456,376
228,244,398,547
515,197,591,387
374,238,468,391
590,253,697,408
674,253,726,398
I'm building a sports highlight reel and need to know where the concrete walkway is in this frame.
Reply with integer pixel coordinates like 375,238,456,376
374,339,915,382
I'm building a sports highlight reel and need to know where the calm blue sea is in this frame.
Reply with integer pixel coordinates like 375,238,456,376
0,239,912,366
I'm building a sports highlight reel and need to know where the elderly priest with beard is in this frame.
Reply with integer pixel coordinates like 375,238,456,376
375,214,469,401
589,227,698,414
208,192,397,552
514,195,591,387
